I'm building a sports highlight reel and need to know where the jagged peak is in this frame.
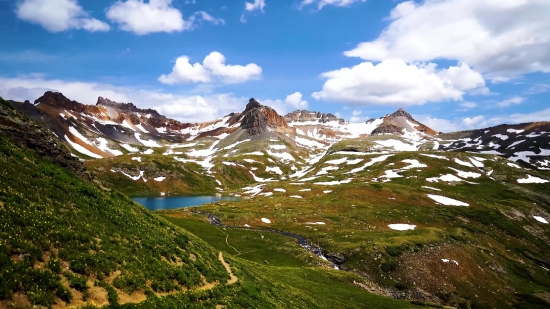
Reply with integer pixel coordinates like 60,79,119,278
34,91,72,105
284,109,346,124
97,96,162,118
388,108,413,119
240,98,292,136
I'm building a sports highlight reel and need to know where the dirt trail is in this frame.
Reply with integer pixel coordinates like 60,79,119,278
219,252,238,284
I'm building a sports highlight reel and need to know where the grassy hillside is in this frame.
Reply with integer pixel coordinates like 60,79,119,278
167,151,550,308
84,154,219,197
0,97,423,308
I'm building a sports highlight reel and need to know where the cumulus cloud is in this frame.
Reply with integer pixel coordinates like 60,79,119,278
16,0,110,32
158,52,262,85
0,75,246,123
299,0,365,10
240,0,265,23
262,92,309,115
344,0,550,80
106,0,224,35
311,59,487,106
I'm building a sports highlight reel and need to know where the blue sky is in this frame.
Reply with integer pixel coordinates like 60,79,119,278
0,0,549,132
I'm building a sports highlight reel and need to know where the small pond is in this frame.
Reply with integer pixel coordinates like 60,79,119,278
132,195,240,211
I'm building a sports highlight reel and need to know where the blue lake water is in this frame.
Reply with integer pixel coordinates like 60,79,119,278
132,195,240,211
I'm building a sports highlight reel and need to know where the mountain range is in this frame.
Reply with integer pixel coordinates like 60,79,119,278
8,91,549,170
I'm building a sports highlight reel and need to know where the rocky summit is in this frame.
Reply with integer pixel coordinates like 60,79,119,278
284,110,346,124
240,98,292,135
371,108,438,137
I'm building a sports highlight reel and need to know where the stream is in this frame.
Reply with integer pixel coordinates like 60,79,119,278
191,210,342,269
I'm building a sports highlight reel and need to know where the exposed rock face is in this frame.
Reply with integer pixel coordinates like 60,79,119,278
35,91,106,115
0,98,88,177
240,98,293,135
325,252,347,265
284,110,346,124
97,96,162,118
372,108,437,137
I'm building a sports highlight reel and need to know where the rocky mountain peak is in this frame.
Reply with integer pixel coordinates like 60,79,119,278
34,91,106,115
244,98,262,112
284,110,346,124
96,96,162,118
240,98,291,136
388,108,413,119
372,108,437,137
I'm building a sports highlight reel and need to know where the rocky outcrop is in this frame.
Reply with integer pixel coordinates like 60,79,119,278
372,108,437,137
97,96,162,118
0,97,88,178
284,110,346,124
240,98,293,135
371,124,405,135
35,91,107,115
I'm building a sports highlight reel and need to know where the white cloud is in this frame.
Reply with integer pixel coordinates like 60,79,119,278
459,102,477,109
16,0,110,32
194,11,225,25
352,110,361,116
106,0,188,34
311,59,487,106
106,0,224,35
262,92,309,115
344,0,550,81
158,51,262,84
240,0,265,23
245,0,266,12
349,109,363,122
284,92,308,109
0,75,246,123
526,83,550,94
495,96,525,108
299,0,365,10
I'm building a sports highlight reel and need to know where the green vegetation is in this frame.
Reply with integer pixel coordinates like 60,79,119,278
84,154,218,196
171,150,550,308
1,97,420,308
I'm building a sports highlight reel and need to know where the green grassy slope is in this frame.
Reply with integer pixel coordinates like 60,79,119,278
177,151,550,308
0,97,422,308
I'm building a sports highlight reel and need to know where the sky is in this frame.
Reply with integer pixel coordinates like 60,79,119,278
0,0,549,132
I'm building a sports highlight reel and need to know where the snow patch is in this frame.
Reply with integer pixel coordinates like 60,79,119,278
346,155,394,174
454,158,474,167
422,186,441,191
266,166,283,175
534,216,548,224
374,139,417,151
269,144,287,150
64,135,103,159
517,175,549,184
507,129,525,134
421,153,448,160
492,134,509,140
427,194,469,206
121,144,140,152
388,224,416,231
134,133,161,147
